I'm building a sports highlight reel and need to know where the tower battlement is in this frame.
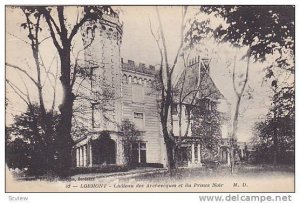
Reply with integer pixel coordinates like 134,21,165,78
121,58,156,75
82,6,123,47
87,6,122,29
101,7,123,33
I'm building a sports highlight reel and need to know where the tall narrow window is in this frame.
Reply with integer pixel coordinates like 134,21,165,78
185,105,191,117
140,143,147,164
134,112,144,130
132,142,147,165
202,98,211,111
206,99,210,111
171,104,178,116
92,103,101,128
210,101,215,111
90,66,98,92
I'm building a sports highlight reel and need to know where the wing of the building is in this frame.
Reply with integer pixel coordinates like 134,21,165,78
172,56,230,167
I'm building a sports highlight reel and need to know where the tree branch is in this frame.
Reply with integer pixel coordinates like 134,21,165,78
69,14,91,42
7,33,30,45
240,52,251,96
51,59,59,112
6,63,38,87
40,8,62,52
71,27,96,88
156,7,170,77
6,79,30,105
149,18,166,92
170,6,187,76
232,51,239,97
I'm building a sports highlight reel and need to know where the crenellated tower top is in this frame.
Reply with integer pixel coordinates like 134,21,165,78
121,58,156,76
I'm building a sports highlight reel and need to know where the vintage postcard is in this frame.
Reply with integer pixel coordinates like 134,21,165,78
5,5,295,192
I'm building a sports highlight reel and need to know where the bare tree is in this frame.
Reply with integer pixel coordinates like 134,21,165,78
28,6,108,176
149,6,188,173
6,7,59,125
6,6,108,176
228,49,251,173
7,8,45,122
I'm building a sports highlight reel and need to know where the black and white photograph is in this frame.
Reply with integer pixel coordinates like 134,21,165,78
5,5,295,193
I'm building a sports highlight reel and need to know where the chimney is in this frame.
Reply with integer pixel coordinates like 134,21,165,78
149,65,155,73
128,60,135,67
139,63,145,69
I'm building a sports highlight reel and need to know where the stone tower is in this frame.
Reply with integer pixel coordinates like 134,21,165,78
81,7,123,132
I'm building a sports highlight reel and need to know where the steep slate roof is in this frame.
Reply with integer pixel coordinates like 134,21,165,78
174,57,225,104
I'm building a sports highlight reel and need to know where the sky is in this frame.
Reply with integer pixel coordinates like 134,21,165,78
5,6,278,142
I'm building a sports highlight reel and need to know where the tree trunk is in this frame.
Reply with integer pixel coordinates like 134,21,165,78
165,139,175,175
56,48,75,177
230,95,242,174
178,103,183,138
272,93,279,165
273,127,278,165
229,143,234,174
174,103,183,169
161,108,176,174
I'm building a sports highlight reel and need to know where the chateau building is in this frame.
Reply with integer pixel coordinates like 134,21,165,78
71,7,228,169
172,56,227,167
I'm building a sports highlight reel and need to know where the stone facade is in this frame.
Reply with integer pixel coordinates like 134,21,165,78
72,8,126,167
71,8,227,169
72,8,167,168
121,60,167,166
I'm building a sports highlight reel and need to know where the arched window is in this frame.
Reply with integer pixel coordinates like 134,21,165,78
122,74,127,83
